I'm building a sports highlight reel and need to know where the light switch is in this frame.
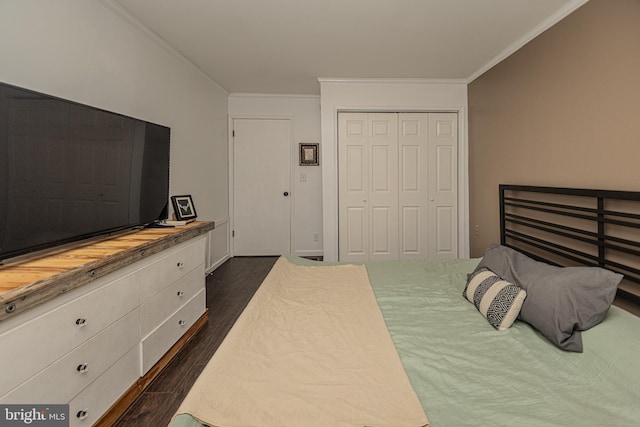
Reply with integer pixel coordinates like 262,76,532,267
300,172,307,182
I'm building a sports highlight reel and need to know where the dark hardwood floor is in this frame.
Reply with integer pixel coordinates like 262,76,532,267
115,256,278,427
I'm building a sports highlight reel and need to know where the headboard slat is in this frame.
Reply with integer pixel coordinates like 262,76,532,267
505,215,640,256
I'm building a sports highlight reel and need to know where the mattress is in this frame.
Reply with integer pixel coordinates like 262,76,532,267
172,256,640,427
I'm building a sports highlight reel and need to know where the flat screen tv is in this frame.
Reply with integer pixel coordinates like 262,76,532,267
0,82,170,263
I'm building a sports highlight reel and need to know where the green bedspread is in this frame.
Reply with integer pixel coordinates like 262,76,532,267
172,257,640,427
366,258,640,427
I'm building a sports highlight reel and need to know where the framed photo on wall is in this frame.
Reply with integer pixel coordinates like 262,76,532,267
171,195,198,221
299,143,319,166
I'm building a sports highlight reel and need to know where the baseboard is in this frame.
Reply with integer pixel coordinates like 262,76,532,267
293,250,324,258
206,253,231,274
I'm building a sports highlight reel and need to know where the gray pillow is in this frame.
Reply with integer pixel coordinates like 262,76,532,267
474,244,623,352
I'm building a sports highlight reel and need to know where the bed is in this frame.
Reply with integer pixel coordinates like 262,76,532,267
170,185,640,427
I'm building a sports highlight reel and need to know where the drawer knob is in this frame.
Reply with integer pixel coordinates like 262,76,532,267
76,409,88,419
75,318,87,327
177,291,184,297
77,363,89,374
5,303,16,314
178,320,186,326
177,261,184,268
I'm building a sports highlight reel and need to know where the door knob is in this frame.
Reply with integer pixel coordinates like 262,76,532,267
283,191,289,197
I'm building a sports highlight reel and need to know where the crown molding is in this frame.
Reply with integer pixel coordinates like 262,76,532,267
467,0,590,83
97,0,230,96
229,93,320,99
317,77,467,85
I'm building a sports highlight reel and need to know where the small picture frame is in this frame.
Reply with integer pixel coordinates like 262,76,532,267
171,195,198,221
299,143,319,166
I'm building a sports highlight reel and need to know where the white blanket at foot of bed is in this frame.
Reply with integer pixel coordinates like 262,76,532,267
172,257,429,427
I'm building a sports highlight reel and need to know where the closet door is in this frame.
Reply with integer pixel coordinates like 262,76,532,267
338,113,368,262
338,113,398,262
369,114,399,261
338,112,457,262
398,113,458,259
398,113,428,258
428,113,458,258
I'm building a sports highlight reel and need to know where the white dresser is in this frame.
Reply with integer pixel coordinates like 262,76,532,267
0,224,211,426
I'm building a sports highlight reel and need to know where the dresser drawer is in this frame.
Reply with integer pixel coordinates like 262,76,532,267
140,263,204,337
140,289,205,374
139,237,206,303
1,308,139,403
0,272,139,397
68,346,139,427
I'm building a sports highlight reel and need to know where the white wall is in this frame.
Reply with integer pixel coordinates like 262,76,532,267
319,78,469,262
228,94,323,257
0,0,231,268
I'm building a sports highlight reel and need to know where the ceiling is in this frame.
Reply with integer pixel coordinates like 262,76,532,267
112,0,586,95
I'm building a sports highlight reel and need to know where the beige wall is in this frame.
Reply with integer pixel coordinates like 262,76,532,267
468,0,640,257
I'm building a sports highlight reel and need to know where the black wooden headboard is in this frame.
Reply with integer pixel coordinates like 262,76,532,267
499,184,640,304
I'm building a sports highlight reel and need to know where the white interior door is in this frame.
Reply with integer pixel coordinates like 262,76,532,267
233,118,291,256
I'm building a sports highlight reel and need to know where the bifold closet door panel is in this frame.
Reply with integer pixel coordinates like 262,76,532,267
398,113,429,259
338,113,369,262
338,113,398,262
427,113,458,258
368,113,399,261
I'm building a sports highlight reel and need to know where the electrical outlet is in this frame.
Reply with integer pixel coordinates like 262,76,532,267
312,232,320,242
474,224,480,237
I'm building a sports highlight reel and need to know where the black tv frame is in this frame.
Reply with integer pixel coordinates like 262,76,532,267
0,82,171,264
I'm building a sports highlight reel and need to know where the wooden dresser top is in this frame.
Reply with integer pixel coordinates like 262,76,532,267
0,221,214,322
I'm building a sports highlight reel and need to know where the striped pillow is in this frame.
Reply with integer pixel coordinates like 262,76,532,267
464,268,527,331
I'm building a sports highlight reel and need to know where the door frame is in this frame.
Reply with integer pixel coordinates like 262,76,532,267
228,115,296,256
325,105,468,262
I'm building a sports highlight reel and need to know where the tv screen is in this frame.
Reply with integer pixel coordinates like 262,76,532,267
0,82,170,262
